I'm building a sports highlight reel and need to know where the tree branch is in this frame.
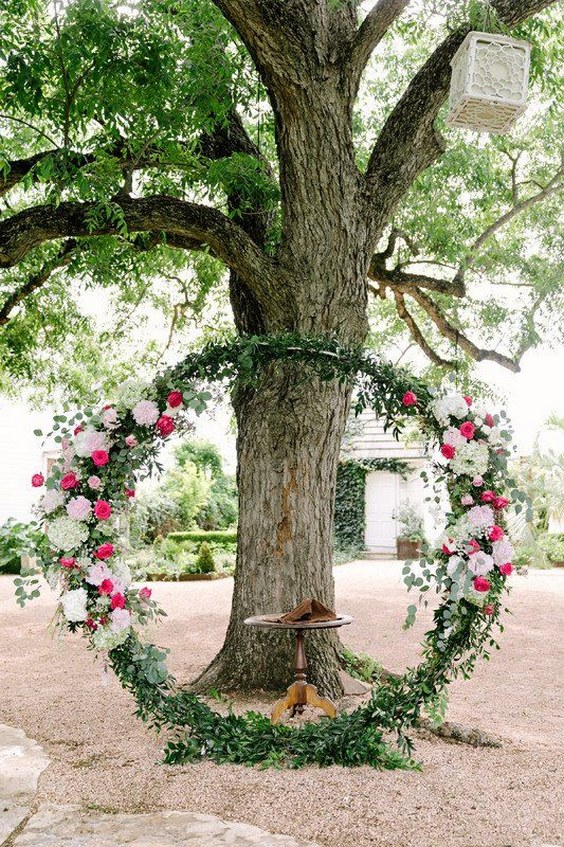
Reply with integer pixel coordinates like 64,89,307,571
349,0,411,90
0,196,282,309
368,259,466,296
0,240,76,325
391,289,453,367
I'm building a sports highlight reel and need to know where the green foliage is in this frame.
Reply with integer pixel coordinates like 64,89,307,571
340,647,383,685
537,533,564,564
0,518,46,574
195,541,216,574
129,489,183,546
334,458,410,548
167,529,237,546
393,500,426,543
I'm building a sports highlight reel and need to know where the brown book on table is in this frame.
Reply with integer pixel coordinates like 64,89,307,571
277,598,337,623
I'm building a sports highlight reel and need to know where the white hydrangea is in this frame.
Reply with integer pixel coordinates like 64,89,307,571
132,399,160,426
111,560,132,589
46,515,89,551
446,554,465,577
467,505,495,529
451,441,490,477
60,587,88,622
443,426,467,447
433,394,469,426
39,489,65,515
451,515,471,543
74,428,108,458
483,425,503,446
92,625,130,651
112,378,152,411
468,551,494,576
110,607,131,633
492,538,514,566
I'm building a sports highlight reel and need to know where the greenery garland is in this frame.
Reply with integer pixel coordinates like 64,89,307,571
19,333,522,769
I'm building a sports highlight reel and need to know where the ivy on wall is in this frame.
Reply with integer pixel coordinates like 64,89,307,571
334,458,411,548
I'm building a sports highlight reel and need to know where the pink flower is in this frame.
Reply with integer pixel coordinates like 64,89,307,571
167,390,184,408
86,562,111,586
73,425,84,436
440,443,455,459
156,414,175,437
94,500,112,520
459,421,476,440
468,551,494,576
125,487,135,498
125,434,138,448
102,407,118,428
481,490,496,503
66,495,92,521
494,496,509,510
94,542,114,560
60,557,76,569
132,399,160,427
87,475,101,490
463,395,472,407
139,586,152,601
484,604,495,616
85,618,97,631
442,543,455,556
461,494,474,506
472,476,484,487
99,579,114,595
91,449,109,467
485,413,495,427
466,539,481,553
110,607,130,633
110,593,126,610
402,391,417,407
60,472,79,490
499,562,513,576
31,473,45,488
467,505,494,528
473,576,491,593
488,525,504,542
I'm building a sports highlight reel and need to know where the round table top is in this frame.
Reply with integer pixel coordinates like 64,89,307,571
244,613,353,631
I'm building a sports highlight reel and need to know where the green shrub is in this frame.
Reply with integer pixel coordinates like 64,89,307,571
195,542,216,574
0,519,47,575
129,490,183,546
167,530,237,546
538,533,564,563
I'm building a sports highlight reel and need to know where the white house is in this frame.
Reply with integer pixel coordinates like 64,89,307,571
347,411,438,555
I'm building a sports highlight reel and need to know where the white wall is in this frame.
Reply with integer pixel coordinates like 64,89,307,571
0,399,53,524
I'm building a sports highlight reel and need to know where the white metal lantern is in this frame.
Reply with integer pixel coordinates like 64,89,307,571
446,31,531,135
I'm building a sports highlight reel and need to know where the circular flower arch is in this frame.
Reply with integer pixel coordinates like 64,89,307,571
20,334,524,769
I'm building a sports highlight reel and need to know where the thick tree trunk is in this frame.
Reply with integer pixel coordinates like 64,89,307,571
192,363,352,698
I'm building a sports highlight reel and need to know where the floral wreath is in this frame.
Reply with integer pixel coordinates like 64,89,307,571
18,334,525,769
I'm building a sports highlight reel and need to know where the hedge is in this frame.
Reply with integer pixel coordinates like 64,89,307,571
167,530,237,545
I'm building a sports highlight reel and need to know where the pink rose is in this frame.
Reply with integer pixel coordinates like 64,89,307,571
463,395,472,407
459,421,475,440
139,586,152,600
85,618,98,631
440,443,455,459
94,542,114,560
442,538,456,555
87,476,101,490
91,449,109,467
60,557,76,569
484,604,495,616
467,539,481,553
156,414,175,437
99,578,114,595
94,500,112,520
60,472,79,490
167,390,184,408
494,496,509,510
488,525,504,542
461,494,474,506
110,593,126,610
499,562,513,576
485,413,495,427
73,425,84,436
125,487,135,498
402,391,417,407
66,495,92,521
473,576,491,593
31,473,45,488
472,476,484,487
125,435,138,448
481,490,496,503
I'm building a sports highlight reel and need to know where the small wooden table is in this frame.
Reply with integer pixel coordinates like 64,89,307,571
244,613,353,724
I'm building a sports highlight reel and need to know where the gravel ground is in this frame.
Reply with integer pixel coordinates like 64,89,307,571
1,561,563,847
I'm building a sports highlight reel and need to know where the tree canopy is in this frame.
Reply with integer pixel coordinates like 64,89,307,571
0,0,562,399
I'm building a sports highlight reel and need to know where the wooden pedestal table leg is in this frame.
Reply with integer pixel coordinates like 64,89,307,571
270,629,337,724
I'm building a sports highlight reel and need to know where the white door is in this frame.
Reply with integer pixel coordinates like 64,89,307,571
364,472,399,553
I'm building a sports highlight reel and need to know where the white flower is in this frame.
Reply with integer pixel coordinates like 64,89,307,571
433,394,469,426
60,588,88,622
468,551,494,576
66,495,92,521
112,378,152,411
102,407,119,429
451,442,490,477
92,625,130,650
110,607,131,633
446,555,465,576
47,515,89,551
111,560,132,589
74,429,108,458
86,562,112,586
132,399,160,426
39,489,65,515
484,425,503,446
443,426,467,447
492,538,514,566
467,505,495,529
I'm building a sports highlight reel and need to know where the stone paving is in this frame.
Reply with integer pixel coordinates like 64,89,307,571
0,725,318,847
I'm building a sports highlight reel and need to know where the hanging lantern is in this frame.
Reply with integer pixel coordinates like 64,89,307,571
446,32,531,134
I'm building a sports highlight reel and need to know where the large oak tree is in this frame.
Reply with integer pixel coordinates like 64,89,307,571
0,0,561,695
